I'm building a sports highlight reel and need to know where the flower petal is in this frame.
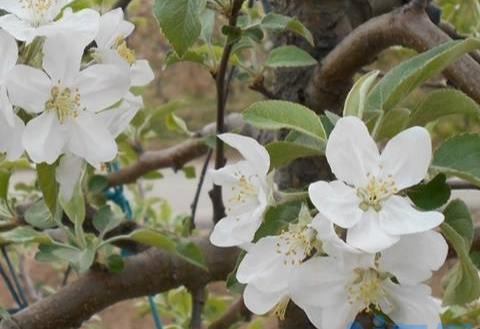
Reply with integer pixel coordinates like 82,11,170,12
0,86,14,126
243,283,285,315
96,8,134,49
379,230,448,285
56,153,85,201
66,111,117,166
0,114,24,160
0,29,18,80
131,60,154,87
380,126,432,190
42,34,83,85
7,65,51,113
74,64,130,112
0,14,36,43
311,214,361,256
380,196,444,235
98,93,143,138
23,112,66,164
326,116,380,186
346,210,399,253
219,133,270,176
0,0,29,19
308,180,362,229
384,282,441,329
318,303,362,329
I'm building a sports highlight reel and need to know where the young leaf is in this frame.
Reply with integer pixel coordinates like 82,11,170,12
264,46,317,68
165,113,193,136
154,0,207,56
266,141,323,169
37,163,58,215
0,227,52,245
375,107,410,140
60,182,86,226
406,174,451,211
261,13,314,46
366,38,480,112
176,241,207,270
443,199,474,248
409,89,480,126
107,254,125,273
243,100,326,141
93,206,122,236
343,70,379,118
0,169,10,201
128,229,176,252
24,200,58,229
432,134,480,187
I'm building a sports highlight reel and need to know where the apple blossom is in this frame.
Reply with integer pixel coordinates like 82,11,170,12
290,230,448,329
0,0,100,44
6,34,130,166
94,8,154,87
309,116,444,252
209,133,274,248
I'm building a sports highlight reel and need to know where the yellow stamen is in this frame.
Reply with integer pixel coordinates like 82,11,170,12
356,174,398,212
45,85,80,124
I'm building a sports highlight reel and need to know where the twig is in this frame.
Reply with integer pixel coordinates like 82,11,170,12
61,266,72,287
189,288,206,329
249,76,278,99
190,150,213,233
111,0,132,10
449,181,480,190
208,297,250,329
210,0,246,223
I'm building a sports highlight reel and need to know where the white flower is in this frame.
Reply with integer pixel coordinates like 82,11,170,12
309,116,444,252
209,133,273,248
0,0,100,44
6,34,130,166
98,92,143,138
94,8,154,87
290,230,448,329
236,205,317,319
0,29,24,160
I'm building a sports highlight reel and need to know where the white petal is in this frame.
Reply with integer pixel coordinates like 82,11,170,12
0,86,14,126
98,93,142,137
130,60,154,87
318,303,362,329
380,196,444,235
38,9,100,47
346,210,399,253
56,153,85,201
308,180,362,229
326,116,380,186
0,114,24,160
96,8,133,49
6,65,51,113
219,133,270,176
74,64,130,112
380,126,432,190
43,0,71,22
311,214,361,256
384,282,441,329
23,112,66,164
0,29,18,80
0,14,36,43
0,0,29,19
66,111,117,166
243,283,285,315
42,34,83,85
379,230,448,285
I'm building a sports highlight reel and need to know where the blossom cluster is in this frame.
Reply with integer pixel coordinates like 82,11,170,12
210,117,447,328
0,1,153,200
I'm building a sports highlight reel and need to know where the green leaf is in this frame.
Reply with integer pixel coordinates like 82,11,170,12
243,100,326,141
409,89,480,126
367,38,480,112
375,107,411,140
254,201,302,241
107,254,125,273
88,175,108,194
182,166,196,179
444,199,474,248
154,0,207,56
343,70,379,118
264,45,317,68
93,206,123,236
266,141,323,169
261,13,314,46
0,227,52,245
441,223,480,305
60,182,85,226
406,174,451,211
0,169,10,201
176,241,207,270
37,163,58,215
165,113,193,136
24,199,58,229
432,134,480,187
128,229,176,252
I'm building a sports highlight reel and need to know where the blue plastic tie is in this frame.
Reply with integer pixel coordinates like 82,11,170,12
106,162,163,329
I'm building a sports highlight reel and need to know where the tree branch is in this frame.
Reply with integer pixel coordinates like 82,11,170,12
189,288,206,329
308,3,480,111
0,238,239,329
208,297,250,329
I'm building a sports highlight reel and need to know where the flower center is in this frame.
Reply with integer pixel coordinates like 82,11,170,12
356,174,397,212
276,225,315,266
20,0,56,25
347,268,387,310
114,36,136,65
227,172,259,214
45,85,80,124
273,297,290,320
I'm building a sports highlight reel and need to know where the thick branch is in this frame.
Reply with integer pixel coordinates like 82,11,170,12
308,4,480,111
0,238,238,329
